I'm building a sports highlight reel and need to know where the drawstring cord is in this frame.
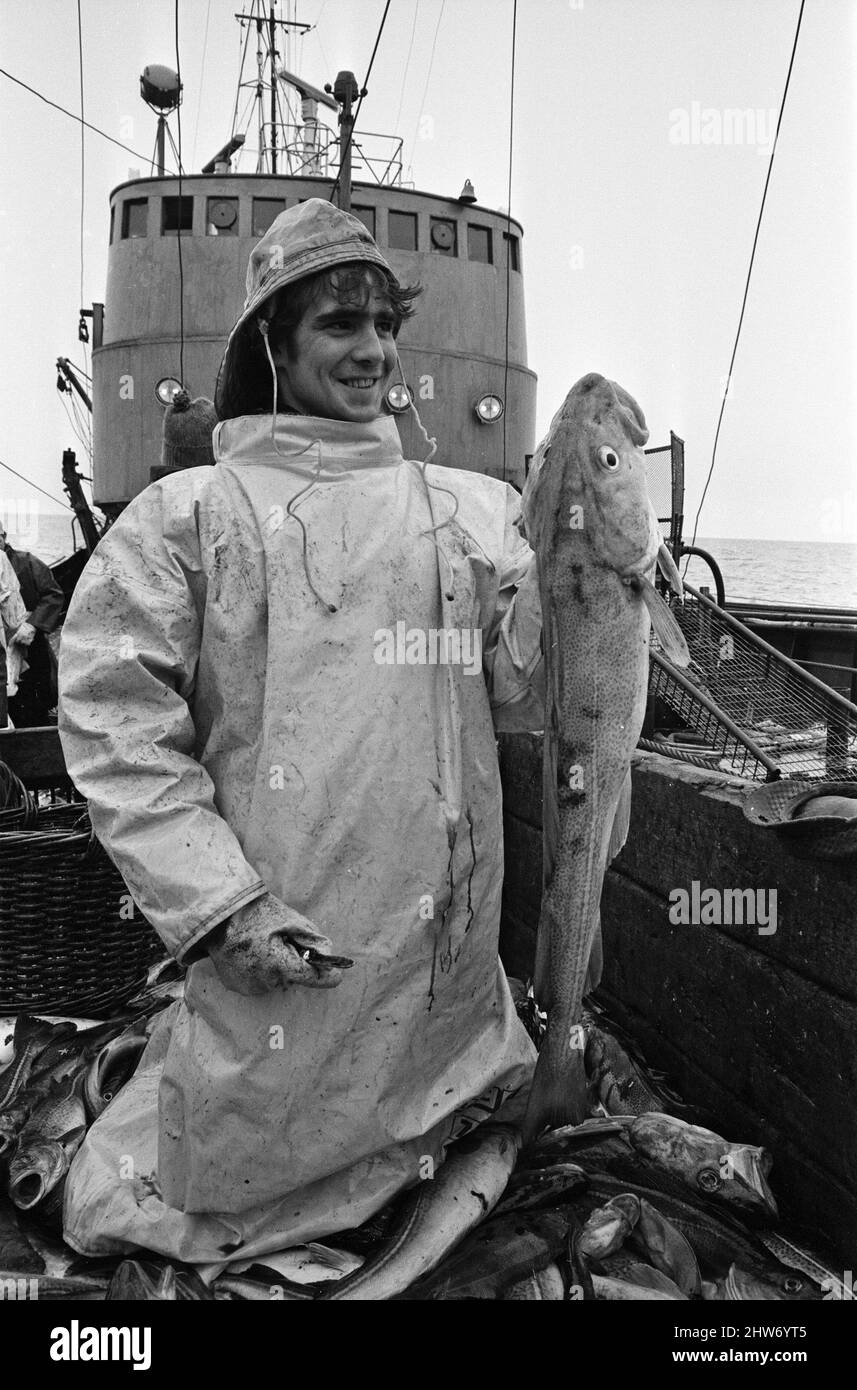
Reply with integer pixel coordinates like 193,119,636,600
394,352,496,600
261,321,338,614
255,330,496,614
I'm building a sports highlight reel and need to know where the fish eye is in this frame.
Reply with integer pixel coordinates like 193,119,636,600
597,445,620,470
697,1167,722,1192
783,1276,804,1294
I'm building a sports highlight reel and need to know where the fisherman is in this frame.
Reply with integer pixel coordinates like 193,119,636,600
0,525,64,726
0,546,29,728
58,199,546,1261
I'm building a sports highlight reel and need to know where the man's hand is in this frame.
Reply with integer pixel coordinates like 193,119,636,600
11,621,36,647
206,893,353,996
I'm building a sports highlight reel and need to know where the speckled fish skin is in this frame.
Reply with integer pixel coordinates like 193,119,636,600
319,1124,520,1301
521,374,660,1140
628,1112,779,1222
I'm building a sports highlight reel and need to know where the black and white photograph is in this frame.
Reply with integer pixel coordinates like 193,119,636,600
0,0,853,1355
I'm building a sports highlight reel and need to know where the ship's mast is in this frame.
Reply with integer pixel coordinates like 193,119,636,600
234,3,311,174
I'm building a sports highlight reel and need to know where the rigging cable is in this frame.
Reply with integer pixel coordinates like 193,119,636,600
0,459,71,513
63,360,92,383
0,69,153,164
408,0,445,176
328,0,392,205
393,0,420,133
75,2,92,458
60,395,91,459
76,1,85,331
175,0,186,384
501,0,517,484
191,0,212,169
683,0,806,574
230,7,253,141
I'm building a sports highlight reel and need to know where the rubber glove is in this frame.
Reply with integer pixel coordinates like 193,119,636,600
206,892,352,995
12,621,36,646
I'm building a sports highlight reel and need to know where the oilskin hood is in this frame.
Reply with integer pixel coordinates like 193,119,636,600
214,198,397,416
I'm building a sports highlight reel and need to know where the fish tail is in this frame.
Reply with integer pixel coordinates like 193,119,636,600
523,1024,590,1143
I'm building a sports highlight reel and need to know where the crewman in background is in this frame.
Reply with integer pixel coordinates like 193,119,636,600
0,524,64,725
0,547,28,728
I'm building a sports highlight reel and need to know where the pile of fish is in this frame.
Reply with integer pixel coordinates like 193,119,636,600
0,978,838,1300
0,1015,151,1222
0,968,185,1297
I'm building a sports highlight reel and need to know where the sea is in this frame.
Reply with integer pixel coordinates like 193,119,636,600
2,510,856,611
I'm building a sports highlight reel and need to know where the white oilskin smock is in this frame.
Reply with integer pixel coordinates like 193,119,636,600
58,413,545,1263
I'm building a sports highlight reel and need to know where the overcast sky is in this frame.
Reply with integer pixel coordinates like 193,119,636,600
0,0,854,543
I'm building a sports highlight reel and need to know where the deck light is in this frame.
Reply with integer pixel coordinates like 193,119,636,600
475,393,504,424
155,377,183,407
140,66,182,112
385,383,412,414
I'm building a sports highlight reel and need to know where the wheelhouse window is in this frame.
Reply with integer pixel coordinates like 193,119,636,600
467,224,493,264
109,205,115,244
429,217,457,256
252,197,285,236
161,196,193,235
503,231,521,271
351,205,376,238
121,198,148,239
207,197,239,236
388,210,417,251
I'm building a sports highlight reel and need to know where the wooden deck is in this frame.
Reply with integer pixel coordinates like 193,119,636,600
499,735,857,1262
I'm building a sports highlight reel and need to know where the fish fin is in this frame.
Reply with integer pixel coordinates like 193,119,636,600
519,439,551,547
638,578,691,668
607,769,632,864
583,911,603,997
656,541,684,599
523,1040,589,1143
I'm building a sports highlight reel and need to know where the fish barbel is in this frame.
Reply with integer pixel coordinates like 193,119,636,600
520,374,688,1139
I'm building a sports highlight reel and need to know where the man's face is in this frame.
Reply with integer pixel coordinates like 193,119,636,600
273,273,398,423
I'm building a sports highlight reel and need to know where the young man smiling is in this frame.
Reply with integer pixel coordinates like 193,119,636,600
274,277,399,422
58,200,547,1262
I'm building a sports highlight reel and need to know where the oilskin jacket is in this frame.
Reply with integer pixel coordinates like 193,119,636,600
58,414,545,1259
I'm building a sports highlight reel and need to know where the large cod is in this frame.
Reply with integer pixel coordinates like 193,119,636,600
520,373,688,1141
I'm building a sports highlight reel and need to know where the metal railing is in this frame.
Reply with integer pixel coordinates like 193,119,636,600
258,122,404,185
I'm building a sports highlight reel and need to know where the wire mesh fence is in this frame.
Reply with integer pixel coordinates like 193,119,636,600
645,582,857,783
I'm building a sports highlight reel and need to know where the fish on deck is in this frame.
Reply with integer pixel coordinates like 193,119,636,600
519,373,689,1139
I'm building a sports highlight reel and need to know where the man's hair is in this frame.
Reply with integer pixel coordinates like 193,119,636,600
216,263,421,420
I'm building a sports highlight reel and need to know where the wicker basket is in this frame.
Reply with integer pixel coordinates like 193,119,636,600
0,797,164,1016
